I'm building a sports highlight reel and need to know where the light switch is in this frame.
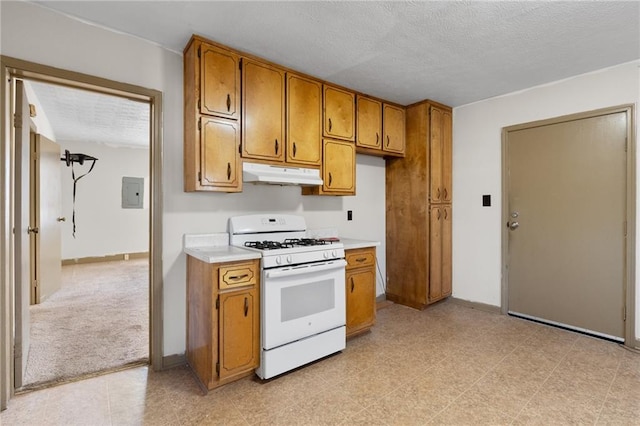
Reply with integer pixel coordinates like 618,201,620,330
122,177,144,209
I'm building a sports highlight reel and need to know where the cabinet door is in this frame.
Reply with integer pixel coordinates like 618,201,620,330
218,288,259,379
383,104,406,155
356,96,382,150
287,74,322,166
346,269,376,336
441,205,452,297
324,85,355,141
200,117,241,192
429,206,443,302
430,106,452,203
429,205,452,302
242,58,285,162
323,139,355,194
200,43,240,120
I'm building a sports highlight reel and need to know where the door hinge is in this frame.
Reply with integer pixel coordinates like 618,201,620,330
625,136,628,152
215,362,220,375
198,171,201,182
623,306,626,321
215,296,219,310
238,143,242,155
239,60,242,71
198,118,201,131
624,221,627,237
197,99,201,110
197,46,201,58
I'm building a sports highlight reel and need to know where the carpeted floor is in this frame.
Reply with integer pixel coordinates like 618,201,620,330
23,259,149,388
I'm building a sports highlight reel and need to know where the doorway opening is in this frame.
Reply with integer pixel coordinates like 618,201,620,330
20,80,151,389
0,56,163,407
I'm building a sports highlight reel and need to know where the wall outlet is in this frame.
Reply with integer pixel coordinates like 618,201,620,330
347,210,353,221
124,253,130,260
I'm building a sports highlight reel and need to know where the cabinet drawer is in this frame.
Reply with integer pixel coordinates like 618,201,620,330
345,248,376,270
219,262,258,289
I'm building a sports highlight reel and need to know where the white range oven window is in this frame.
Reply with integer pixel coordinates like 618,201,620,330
262,259,346,350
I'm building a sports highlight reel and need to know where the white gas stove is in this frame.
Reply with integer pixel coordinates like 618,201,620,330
229,214,346,379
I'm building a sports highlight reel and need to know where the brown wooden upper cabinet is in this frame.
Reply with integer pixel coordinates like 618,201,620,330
199,117,241,192
242,58,286,162
199,43,241,120
323,85,355,142
302,139,355,196
184,36,241,192
356,95,382,150
383,104,406,156
286,73,322,166
430,106,452,203
356,96,406,157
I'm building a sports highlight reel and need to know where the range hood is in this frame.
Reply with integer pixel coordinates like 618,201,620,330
243,162,323,186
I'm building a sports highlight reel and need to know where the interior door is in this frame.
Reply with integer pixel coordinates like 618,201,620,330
33,134,62,303
506,111,627,340
14,80,31,388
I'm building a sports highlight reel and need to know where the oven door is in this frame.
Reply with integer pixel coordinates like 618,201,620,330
262,259,347,350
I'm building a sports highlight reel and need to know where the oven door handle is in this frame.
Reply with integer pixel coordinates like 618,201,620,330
265,259,347,279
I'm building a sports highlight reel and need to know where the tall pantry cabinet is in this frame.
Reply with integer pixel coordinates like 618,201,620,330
385,100,452,309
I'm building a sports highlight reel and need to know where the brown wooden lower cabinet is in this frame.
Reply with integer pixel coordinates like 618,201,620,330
345,247,376,337
186,257,259,391
429,205,452,303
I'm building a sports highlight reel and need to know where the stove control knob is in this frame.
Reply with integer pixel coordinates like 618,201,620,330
275,256,282,265
331,250,337,258
323,251,329,259
286,255,293,264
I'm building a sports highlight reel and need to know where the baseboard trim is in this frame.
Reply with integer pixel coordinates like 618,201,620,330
449,297,501,314
162,354,186,370
62,252,149,265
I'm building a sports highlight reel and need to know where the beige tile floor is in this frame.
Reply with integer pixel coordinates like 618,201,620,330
2,301,639,425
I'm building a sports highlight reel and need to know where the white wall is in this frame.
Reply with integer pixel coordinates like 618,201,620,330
1,2,386,357
453,61,640,339
59,141,149,259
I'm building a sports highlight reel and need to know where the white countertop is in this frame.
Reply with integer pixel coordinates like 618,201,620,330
183,232,379,263
184,245,261,264
340,238,381,250
183,232,260,264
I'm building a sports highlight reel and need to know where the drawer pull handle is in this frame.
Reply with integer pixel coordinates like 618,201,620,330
436,209,441,220
376,132,379,146
355,257,367,262
226,93,231,112
229,274,249,281
386,135,390,147
328,172,333,187
227,162,232,180
293,142,297,157
275,139,279,155
244,297,249,317
443,188,448,200
350,277,355,293
436,188,441,200
444,209,448,220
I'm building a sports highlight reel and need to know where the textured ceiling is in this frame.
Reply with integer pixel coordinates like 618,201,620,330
20,1,640,149
31,0,640,107
28,81,150,148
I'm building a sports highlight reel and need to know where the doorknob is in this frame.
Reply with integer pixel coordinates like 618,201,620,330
27,226,39,234
57,217,66,222
508,221,519,230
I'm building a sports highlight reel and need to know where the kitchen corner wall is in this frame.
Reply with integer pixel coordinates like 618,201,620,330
453,60,640,340
1,1,386,357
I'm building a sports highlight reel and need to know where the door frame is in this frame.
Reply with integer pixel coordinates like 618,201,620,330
501,105,636,347
0,56,164,407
